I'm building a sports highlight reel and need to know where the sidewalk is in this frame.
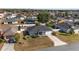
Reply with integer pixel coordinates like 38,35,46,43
1,43,15,51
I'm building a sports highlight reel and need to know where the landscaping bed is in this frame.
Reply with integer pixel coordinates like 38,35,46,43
14,36,54,51
56,32,79,44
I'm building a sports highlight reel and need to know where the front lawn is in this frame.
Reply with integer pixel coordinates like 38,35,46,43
56,32,79,44
14,36,54,51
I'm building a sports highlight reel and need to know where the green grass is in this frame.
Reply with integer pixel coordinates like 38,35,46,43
56,32,79,44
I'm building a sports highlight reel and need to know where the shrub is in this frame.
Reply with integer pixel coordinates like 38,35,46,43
14,33,20,42
31,35,38,38
23,36,26,40
0,38,4,43
52,32,57,36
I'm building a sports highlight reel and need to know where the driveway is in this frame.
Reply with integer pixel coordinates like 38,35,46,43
1,43,15,51
46,33,67,46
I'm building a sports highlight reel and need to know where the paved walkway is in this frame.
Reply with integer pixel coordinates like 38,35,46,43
46,33,67,46
1,43,15,51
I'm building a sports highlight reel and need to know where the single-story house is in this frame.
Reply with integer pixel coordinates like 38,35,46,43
23,16,37,24
0,25,16,43
0,14,25,24
23,25,52,36
55,22,72,33
2,17,18,24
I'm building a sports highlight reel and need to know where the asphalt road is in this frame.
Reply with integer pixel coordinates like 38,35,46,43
39,42,79,51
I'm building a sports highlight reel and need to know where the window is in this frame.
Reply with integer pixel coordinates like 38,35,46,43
8,22,12,24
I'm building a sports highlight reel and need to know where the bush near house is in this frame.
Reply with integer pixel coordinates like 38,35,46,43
0,39,3,43
14,33,20,42
52,32,57,36
0,38,5,43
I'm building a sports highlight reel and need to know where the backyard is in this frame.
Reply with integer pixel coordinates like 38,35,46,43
56,32,79,44
14,35,54,51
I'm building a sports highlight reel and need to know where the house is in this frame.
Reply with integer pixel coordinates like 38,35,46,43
23,25,52,36
0,13,25,24
23,18,36,24
55,22,72,33
23,16,37,24
0,25,17,43
2,17,18,24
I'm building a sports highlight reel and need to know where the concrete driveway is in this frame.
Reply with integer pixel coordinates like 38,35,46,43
46,33,67,46
1,43,15,51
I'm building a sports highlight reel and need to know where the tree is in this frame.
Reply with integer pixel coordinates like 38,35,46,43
37,12,50,23
67,28,74,34
69,28,74,34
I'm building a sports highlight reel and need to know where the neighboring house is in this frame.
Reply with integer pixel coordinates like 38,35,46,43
24,18,36,24
0,25,16,43
55,22,72,33
0,13,25,24
23,25,52,36
2,17,18,24
23,16,37,24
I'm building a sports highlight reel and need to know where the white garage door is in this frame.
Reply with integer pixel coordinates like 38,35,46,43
45,31,52,35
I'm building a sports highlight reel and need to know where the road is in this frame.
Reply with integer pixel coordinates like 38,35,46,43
1,43,14,51
39,42,79,51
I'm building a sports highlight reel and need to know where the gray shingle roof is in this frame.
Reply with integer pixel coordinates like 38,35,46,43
3,17,18,22
27,25,52,33
57,23,71,29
